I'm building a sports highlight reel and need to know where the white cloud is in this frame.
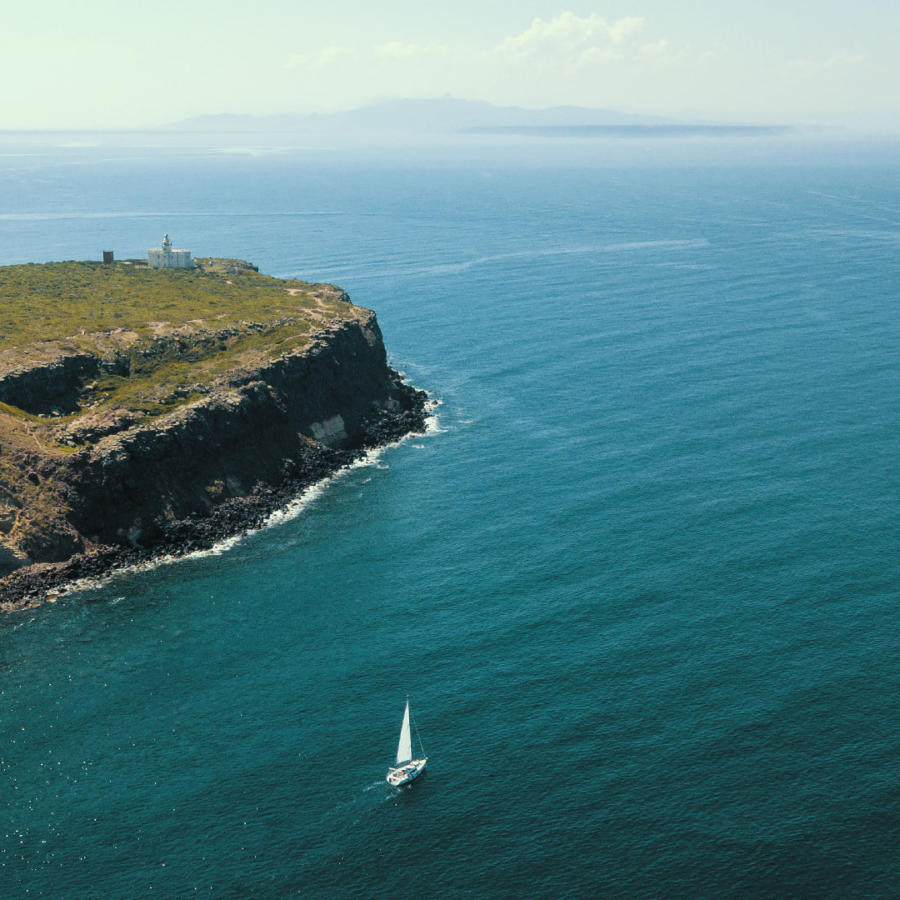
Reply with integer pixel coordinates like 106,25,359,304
376,42,449,59
285,45,345,70
639,39,670,59
494,12,646,60
578,46,626,65
785,51,865,77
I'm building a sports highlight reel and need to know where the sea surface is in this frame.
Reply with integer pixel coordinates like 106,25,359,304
1,140,900,897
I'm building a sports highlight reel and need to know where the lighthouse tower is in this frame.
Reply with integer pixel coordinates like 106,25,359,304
148,234,193,269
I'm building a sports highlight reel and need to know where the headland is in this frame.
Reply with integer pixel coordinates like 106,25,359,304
0,255,427,610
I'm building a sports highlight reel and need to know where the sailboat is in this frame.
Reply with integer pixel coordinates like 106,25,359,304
386,699,427,787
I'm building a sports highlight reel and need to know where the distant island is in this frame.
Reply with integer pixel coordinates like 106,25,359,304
461,124,792,138
0,245,426,609
168,97,793,139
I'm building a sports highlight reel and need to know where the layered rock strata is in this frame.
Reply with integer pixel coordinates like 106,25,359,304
0,266,426,609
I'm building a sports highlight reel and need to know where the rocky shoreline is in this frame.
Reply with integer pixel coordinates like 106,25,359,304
0,260,427,611
0,382,428,612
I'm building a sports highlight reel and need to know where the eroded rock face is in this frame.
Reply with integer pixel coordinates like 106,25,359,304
0,538,27,575
59,408,140,447
0,311,427,597
0,354,100,415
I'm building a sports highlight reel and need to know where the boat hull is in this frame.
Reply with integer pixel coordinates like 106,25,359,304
386,758,427,787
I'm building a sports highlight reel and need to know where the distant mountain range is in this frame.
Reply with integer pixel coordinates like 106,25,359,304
168,97,784,137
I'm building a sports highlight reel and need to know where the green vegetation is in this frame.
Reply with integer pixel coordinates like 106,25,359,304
0,258,365,446
82,320,317,418
0,258,377,574
0,259,349,349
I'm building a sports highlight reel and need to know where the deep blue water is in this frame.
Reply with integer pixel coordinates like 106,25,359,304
2,145,900,897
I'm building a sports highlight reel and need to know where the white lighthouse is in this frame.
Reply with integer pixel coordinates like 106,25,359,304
148,234,193,269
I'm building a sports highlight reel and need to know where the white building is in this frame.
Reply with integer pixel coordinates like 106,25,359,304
148,234,193,269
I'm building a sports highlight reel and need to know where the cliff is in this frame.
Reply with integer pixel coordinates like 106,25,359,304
0,259,427,607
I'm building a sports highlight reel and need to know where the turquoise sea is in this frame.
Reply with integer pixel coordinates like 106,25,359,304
2,140,900,897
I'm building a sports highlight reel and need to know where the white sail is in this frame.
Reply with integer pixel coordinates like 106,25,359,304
396,701,412,764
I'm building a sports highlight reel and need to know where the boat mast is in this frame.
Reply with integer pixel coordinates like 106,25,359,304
410,702,426,758
396,699,412,764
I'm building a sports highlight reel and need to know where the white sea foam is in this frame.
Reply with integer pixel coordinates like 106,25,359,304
260,397,442,532
318,239,710,281
423,397,444,435
604,238,710,252
46,394,444,599
207,146,296,157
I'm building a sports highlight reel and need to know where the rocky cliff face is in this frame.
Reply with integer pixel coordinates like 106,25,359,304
0,282,426,605
64,313,424,549
0,353,101,415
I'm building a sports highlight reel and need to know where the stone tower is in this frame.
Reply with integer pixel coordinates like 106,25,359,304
148,234,193,269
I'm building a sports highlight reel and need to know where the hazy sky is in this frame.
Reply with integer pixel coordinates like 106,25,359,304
2,1,898,130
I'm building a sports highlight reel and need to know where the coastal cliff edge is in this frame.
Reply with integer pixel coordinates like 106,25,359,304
0,258,427,609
